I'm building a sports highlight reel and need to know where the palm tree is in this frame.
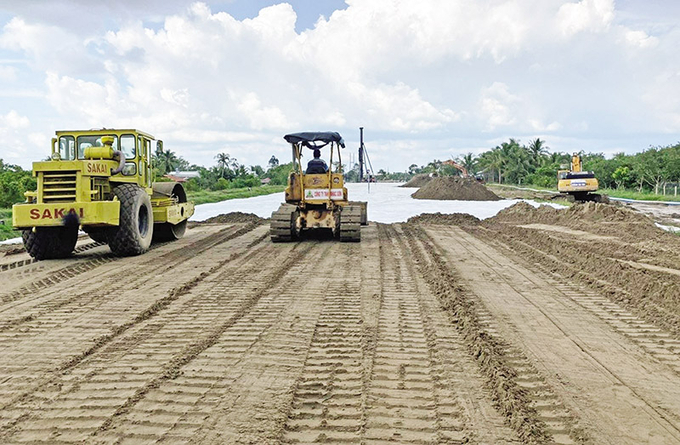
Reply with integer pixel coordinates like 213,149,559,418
154,149,179,175
527,138,549,167
504,142,532,184
458,152,477,175
486,147,504,183
215,153,232,179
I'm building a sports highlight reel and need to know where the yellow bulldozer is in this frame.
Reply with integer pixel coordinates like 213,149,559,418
12,128,194,259
271,132,367,242
557,153,606,202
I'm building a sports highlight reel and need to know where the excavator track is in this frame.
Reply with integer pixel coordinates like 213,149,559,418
270,204,297,243
339,205,361,242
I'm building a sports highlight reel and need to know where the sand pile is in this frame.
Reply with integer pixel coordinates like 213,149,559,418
407,213,481,226
400,174,433,188
490,201,661,241
201,212,265,224
492,201,650,226
411,177,500,201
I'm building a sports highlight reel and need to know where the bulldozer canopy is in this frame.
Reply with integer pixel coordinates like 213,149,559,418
284,132,345,149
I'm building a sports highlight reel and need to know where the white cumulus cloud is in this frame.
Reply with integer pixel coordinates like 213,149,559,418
0,0,678,170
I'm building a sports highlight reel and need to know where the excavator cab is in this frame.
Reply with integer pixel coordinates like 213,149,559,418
557,153,605,202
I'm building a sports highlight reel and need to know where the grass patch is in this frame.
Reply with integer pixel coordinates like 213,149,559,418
0,208,20,241
601,188,680,202
187,185,285,206
0,223,20,242
0,208,11,221
489,183,680,202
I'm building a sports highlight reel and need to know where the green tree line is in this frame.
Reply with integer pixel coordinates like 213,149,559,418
153,149,296,191
396,138,680,195
0,160,36,208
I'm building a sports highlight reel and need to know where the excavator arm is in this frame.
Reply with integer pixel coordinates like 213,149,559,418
442,159,469,177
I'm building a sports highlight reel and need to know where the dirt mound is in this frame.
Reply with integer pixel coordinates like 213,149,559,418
0,244,24,255
407,212,481,226
201,212,265,224
411,176,500,201
492,201,650,226
400,174,433,188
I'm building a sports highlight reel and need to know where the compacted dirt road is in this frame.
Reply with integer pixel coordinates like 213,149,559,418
1,203,680,444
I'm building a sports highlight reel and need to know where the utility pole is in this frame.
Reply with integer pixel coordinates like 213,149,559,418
359,127,365,182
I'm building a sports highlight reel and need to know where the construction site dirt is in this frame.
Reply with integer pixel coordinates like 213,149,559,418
1,202,680,444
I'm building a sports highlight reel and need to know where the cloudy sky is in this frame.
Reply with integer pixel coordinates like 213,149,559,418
0,0,678,173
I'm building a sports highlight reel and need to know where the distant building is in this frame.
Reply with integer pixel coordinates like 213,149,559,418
163,170,200,183
261,177,271,185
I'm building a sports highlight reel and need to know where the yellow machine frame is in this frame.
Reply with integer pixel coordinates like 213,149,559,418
13,129,194,229
557,153,600,200
271,132,365,242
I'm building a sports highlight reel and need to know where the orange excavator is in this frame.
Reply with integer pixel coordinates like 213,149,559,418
442,159,470,177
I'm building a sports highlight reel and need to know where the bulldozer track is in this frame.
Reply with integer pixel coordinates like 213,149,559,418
400,224,575,444
370,224,514,444
0,225,267,408
473,223,680,340
271,204,297,242
278,225,515,444
339,205,361,242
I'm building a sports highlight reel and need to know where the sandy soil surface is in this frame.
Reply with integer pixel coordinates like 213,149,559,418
490,184,680,229
412,177,500,201
400,174,433,188
1,205,680,444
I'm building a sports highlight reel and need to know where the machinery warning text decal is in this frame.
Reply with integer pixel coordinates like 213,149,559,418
305,189,343,200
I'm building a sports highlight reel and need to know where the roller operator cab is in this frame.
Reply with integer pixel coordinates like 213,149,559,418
12,129,194,260
271,132,368,242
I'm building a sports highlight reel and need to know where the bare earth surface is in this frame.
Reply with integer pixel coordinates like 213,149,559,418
1,202,680,444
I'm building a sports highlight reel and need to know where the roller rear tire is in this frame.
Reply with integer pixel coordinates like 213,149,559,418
84,227,110,243
108,184,154,256
22,226,78,260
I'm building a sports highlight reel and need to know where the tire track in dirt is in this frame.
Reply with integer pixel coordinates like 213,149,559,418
147,242,339,444
472,222,680,340
279,224,518,444
367,224,468,444
0,222,259,307
467,223,680,377
93,243,313,437
279,244,366,444
0,240,104,272
0,222,263,333
400,223,576,444
0,224,267,420
377,224,520,444
531,272,680,378
427,224,680,444
0,230,292,442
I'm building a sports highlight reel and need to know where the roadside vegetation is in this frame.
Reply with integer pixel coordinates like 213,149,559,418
3,139,680,241
188,185,286,206
394,138,680,200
